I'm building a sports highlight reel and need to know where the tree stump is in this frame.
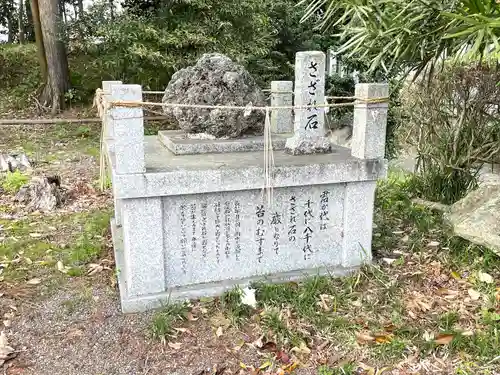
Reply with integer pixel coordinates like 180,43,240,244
14,176,64,212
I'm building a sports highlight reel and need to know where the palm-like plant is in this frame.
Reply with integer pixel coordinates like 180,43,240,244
299,0,500,77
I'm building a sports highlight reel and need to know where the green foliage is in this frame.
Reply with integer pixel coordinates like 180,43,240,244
317,364,356,375
401,63,500,204
1,170,29,194
149,302,190,343
300,0,500,78
74,0,276,92
220,286,254,325
0,44,41,110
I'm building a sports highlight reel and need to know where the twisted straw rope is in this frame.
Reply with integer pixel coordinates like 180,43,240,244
95,90,388,201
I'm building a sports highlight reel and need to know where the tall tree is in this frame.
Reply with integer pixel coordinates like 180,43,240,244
109,0,114,20
78,0,84,19
30,0,47,80
37,0,70,113
18,0,25,43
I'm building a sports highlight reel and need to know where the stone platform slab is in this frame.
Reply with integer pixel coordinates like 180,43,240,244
158,130,292,155
106,137,387,199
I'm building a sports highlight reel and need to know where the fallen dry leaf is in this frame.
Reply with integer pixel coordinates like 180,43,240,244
0,331,15,365
251,335,264,349
436,288,459,297
374,334,393,344
260,341,278,352
290,341,311,354
26,278,41,285
356,332,375,345
276,350,290,364
382,258,397,265
187,311,198,321
434,333,454,345
167,342,182,350
258,361,272,370
468,288,481,301
477,271,494,284
57,261,69,274
215,326,223,338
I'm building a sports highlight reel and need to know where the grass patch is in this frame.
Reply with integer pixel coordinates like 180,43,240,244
0,210,111,282
1,170,29,193
318,363,356,375
149,302,190,343
219,286,254,326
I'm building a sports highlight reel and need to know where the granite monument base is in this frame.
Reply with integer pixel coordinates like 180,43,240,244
107,136,386,313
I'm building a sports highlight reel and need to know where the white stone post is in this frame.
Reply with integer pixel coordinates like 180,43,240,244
328,49,338,76
109,84,145,174
351,83,389,159
108,84,165,300
285,51,331,155
102,81,122,140
270,81,293,134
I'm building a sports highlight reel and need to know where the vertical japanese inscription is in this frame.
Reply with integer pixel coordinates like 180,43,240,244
224,201,231,258
302,199,314,260
180,204,187,274
255,205,266,263
288,196,297,242
319,191,330,230
305,61,319,130
214,202,221,264
190,203,197,252
200,203,208,258
234,201,242,261
271,212,282,254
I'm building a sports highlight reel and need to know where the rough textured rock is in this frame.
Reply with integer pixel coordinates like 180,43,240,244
0,153,31,172
446,182,500,257
14,176,65,212
162,53,266,138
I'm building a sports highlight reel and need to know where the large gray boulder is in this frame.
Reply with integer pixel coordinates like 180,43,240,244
162,53,266,138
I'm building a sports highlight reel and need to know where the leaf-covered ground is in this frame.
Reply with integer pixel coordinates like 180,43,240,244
0,124,498,375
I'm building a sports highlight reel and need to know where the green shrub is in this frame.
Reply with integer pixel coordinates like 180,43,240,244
400,63,500,204
0,44,41,110
1,170,29,194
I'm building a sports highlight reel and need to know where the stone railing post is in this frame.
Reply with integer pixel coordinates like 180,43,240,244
270,81,293,134
109,84,165,299
351,83,389,159
102,81,122,140
342,83,388,268
109,84,145,174
285,51,331,155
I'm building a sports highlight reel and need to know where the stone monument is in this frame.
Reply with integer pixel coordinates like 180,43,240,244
104,51,389,313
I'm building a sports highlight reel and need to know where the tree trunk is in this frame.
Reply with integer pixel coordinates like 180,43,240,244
7,16,15,43
38,0,70,114
18,0,25,43
59,0,67,24
78,0,84,19
109,0,114,20
30,0,47,81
